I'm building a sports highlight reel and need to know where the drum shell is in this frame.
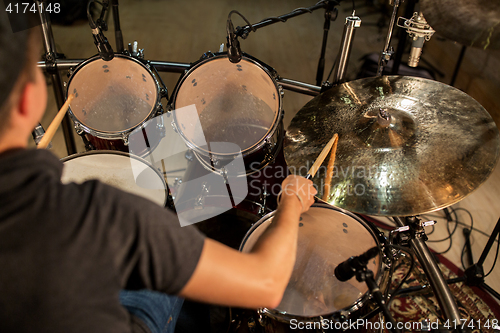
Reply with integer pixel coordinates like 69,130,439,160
83,121,162,156
172,145,289,248
66,54,162,156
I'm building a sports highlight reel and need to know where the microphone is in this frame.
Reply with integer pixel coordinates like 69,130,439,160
408,36,424,68
92,27,114,61
397,12,434,68
32,123,52,149
88,1,114,61
334,247,380,282
226,18,242,63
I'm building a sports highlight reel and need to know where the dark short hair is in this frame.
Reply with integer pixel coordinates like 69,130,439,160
0,11,41,137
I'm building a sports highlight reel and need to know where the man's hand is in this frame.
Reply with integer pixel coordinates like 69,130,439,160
279,175,317,214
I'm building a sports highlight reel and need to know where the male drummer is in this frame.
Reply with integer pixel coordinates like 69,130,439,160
0,12,316,333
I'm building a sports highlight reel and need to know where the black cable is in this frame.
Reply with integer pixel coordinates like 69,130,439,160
433,209,460,255
227,10,255,38
234,0,337,39
387,245,415,304
87,0,103,29
326,52,340,81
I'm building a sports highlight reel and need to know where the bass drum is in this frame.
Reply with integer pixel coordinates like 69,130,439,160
61,151,167,207
236,203,385,332
67,54,163,156
170,53,284,177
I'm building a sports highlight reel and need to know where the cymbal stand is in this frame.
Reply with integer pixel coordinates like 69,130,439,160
376,0,401,76
36,0,77,155
393,216,467,333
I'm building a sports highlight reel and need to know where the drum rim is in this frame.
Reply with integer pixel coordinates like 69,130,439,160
61,150,168,206
239,202,385,322
171,53,284,159
66,54,161,139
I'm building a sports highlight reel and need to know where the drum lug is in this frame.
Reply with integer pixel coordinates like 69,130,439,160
258,189,269,216
247,316,256,333
74,123,84,135
122,134,129,146
263,139,276,163
210,154,220,168
155,103,164,116
219,167,229,184
67,67,74,78
195,182,210,208
170,120,178,133
256,309,266,328
200,51,215,60
185,150,195,162
156,117,166,138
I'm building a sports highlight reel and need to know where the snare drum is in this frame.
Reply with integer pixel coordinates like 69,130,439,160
239,203,384,331
171,53,284,177
67,55,162,156
61,151,167,206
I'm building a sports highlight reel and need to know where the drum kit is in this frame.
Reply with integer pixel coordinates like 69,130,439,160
34,0,500,332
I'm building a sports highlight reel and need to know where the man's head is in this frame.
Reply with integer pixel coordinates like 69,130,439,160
0,10,46,149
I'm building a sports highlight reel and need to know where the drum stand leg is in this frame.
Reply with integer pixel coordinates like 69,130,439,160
393,216,467,332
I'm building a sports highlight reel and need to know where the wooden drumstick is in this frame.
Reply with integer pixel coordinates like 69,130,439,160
305,133,338,179
37,94,75,149
322,133,339,201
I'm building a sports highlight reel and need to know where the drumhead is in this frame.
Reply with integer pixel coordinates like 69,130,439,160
173,55,281,156
67,55,158,135
61,151,166,206
240,204,381,318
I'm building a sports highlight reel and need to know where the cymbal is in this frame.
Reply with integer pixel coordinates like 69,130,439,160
420,0,500,50
284,76,499,216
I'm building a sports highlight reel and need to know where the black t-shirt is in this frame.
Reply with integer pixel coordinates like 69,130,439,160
0,149,205,332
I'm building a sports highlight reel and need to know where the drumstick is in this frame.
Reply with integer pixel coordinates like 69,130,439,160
37,94,75,149
305,133,338,179
322,134,339,201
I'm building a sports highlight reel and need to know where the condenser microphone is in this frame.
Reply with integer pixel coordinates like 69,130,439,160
334,247,380,282
397,12,434,68
227,35,242,63
226,18,242,63
408,36,424,67
92,27,114,61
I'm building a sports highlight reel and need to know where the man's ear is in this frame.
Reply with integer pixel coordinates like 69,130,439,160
17,81,35,118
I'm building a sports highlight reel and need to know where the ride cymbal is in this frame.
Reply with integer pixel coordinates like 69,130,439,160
284,76,499,216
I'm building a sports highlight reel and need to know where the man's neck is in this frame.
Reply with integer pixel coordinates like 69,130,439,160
0,135,28,154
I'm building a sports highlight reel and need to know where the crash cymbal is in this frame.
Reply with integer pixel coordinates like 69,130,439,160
421,0,500,50
284,76,499,216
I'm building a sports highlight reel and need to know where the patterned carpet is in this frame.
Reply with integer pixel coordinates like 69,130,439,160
383,252,500,333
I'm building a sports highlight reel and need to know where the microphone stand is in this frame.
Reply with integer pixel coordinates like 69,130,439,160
354,262,401,333
447,217,500,301
111,0,124,53
315,1,338,86
35,0,77,155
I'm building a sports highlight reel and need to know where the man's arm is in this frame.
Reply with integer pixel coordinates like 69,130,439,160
178,175,316,309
